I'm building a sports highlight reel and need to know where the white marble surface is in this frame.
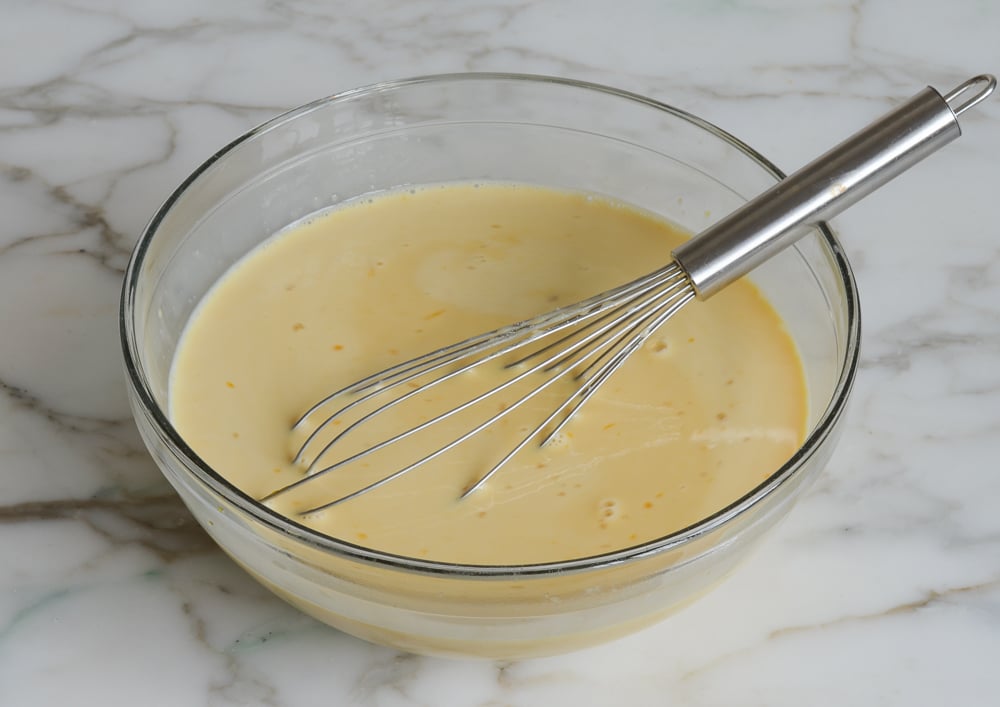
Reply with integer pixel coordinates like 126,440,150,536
1,1,999,705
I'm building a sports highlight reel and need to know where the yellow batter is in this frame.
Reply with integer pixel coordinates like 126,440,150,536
170,184,806,564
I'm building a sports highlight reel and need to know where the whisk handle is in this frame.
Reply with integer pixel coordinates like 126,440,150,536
673,74,996,299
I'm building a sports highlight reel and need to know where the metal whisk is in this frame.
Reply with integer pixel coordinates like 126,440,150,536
264,74,995,514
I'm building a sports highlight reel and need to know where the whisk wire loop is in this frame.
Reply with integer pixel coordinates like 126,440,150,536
266,264,693,511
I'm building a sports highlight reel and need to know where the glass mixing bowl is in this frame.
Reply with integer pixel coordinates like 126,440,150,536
120,73,860,659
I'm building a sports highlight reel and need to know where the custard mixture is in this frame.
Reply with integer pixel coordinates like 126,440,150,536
169,184,806,564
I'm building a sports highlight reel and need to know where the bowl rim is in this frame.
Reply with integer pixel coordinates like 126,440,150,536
120,72,861,578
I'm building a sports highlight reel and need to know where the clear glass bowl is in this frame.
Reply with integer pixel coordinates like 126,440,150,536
120,74,860,659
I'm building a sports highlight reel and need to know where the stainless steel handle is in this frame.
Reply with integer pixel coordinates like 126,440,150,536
672,74,996,299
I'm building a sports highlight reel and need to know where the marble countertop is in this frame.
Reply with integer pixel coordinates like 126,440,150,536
2,1,998,705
